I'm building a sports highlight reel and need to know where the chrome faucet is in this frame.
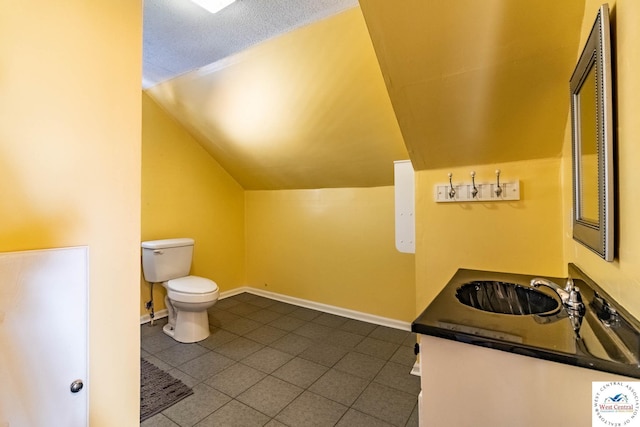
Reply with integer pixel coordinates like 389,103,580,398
530,277,585,314
531,277,585,333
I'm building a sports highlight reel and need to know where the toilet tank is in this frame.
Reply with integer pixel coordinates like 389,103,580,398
141,238,195,283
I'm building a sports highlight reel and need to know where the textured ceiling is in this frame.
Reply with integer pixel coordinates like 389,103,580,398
143,0,359,88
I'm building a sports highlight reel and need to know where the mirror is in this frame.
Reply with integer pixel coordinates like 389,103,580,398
570,4,614,261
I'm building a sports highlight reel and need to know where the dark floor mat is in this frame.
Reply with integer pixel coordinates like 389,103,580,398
140,358,193,422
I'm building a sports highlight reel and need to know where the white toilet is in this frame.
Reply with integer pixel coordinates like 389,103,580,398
141,238,219,343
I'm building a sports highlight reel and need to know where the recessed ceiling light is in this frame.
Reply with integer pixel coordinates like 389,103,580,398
191,0,235,14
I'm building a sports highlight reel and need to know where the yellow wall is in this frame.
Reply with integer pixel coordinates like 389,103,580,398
414,1,640,323
562,0,640,320
142,91,414,322
141,93,245,314
415,159,565,312
245,187,416,322
0,1,141,425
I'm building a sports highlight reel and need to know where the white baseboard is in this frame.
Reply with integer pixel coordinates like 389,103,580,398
411,360,421,376
140,286,412,332
238,286,412,331
140,309,168,325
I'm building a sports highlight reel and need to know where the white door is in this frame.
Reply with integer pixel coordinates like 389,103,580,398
0,247,88,426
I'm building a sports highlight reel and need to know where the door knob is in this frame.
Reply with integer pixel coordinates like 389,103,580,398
70,379,84,393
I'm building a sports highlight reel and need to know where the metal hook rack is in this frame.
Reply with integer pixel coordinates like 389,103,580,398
435,170,520,203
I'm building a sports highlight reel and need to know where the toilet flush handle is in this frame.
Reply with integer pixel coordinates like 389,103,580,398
153,250,163,255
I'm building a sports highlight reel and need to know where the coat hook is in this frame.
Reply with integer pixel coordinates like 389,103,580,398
448,173,456,199
495,169,503,197
470,171,478,198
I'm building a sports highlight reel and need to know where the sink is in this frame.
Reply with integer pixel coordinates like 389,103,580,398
456,281,560,316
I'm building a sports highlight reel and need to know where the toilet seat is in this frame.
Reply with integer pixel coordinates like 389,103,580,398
166,275,219,303
168,275,217,293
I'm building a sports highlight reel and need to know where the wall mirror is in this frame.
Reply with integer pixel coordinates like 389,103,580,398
570,3,614,261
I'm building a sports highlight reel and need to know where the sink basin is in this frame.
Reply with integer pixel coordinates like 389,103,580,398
456,281,560,315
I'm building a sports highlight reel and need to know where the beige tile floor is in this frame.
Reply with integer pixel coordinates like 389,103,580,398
141,293,420,427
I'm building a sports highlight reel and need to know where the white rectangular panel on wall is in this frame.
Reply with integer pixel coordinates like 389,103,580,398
0,246,88,426
394,160,415,253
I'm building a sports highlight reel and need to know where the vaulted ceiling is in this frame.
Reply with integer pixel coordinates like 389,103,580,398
358,0,585,170
144,0,586,190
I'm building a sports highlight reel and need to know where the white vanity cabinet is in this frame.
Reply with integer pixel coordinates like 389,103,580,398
417,335,636,427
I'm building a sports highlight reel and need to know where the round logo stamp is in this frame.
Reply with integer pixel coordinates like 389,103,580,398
593,382,640,426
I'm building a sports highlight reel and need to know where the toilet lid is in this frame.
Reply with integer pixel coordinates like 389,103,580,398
167,275,218,294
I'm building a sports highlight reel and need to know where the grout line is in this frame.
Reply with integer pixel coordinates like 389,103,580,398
141,292,420,427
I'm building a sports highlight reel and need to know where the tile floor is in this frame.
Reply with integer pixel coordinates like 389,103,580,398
141,292,420,427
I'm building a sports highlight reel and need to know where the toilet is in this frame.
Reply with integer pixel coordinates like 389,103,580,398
141,238,219,343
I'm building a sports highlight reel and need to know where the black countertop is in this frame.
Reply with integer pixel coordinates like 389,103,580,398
412,264,640,379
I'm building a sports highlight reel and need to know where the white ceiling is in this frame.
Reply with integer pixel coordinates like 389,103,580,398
143,0,359,88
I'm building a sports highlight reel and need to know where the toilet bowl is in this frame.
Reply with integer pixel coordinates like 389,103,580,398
141,238,219,343
163,275,219,343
